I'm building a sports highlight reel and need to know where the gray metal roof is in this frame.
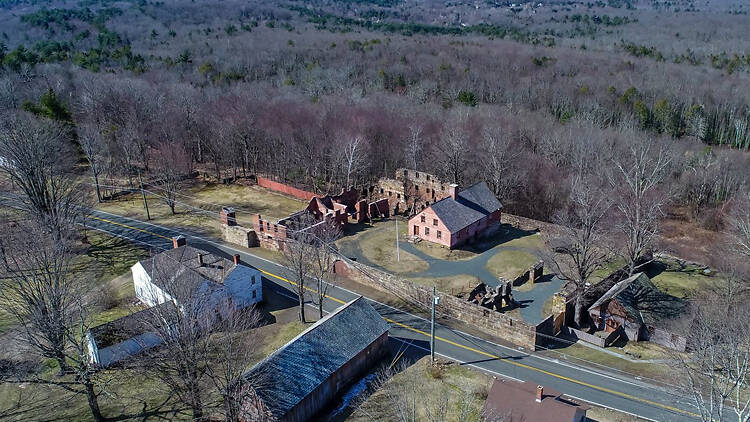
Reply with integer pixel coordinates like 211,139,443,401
242,297,389,419
430,182,502,233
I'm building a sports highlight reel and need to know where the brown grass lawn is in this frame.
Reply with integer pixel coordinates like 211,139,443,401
485,249,539,280
0,228,311,422
409,274,483,296
95,181,307,238
336,220,429,274
347,356,647,422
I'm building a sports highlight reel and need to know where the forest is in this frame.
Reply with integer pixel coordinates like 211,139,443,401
0,0,748,257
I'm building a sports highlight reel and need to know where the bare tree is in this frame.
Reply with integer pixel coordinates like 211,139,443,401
342,135,367,189
404,124,424,171
282,222,318,323
78,122,107,203
205,303,264,422
726,191,750,260
439,126,468,185
0,112,83,237
136,262,217,421
0,222,106,421
480,126,519,202
677,291,750,422
354,360,493,422
309,221,342,319
545,176,613,327
150,142,192,214
609,143,671,275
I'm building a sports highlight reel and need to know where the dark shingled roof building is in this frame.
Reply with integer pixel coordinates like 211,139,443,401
409,181,503,248
239,297,390,422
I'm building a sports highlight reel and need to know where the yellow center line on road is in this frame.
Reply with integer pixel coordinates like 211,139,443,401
88,215,173,240
92,216,700,419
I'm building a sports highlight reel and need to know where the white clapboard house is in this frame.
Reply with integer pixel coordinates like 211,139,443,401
87,236,262,367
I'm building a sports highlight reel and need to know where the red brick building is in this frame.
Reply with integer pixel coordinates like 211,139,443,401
408,181,502,248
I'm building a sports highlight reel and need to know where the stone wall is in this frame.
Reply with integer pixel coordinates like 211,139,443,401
221,224,258,248
333,257,539,350
502,213,561,234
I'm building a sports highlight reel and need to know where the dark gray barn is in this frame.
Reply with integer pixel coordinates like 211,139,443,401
239,296,390,422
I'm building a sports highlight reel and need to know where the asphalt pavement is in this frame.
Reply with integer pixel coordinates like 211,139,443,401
76,209,701,421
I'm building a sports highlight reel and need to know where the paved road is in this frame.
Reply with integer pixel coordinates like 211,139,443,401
76,209,701,421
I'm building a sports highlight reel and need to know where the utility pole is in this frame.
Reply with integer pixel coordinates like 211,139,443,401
138,169,150,221
395,218,400,262
431,285,440,362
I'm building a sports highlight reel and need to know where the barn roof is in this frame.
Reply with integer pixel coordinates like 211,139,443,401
429,182,502,233
242,297,389,419
588,272,686,326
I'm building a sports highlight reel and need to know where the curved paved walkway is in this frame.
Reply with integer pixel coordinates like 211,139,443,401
338,224,563,324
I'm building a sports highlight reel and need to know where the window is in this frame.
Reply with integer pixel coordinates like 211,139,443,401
415,172,420,178
437,231,442,239
389,191,392,196
426,175,431,181
420,215,426,223
425,227,430,235
252,290,257,299
251,275,256,285
397,193,401,199
433,219,438,226
415,185,419,191
274,225,278,233
426,188,430,193
380,188,384,194
404,170,408,177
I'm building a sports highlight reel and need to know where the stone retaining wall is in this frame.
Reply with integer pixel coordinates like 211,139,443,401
221,224,258,248
333,258,539,350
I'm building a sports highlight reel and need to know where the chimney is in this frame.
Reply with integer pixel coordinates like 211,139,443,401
233,254,241,265
448,183,458,200
220,207,237,226
172,235,186,249
536,385,543,403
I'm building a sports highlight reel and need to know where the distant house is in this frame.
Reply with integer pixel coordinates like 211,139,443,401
238,297,390,422
408,181,502,248
482,379,588,422
131,236,262,310
587,272,687,351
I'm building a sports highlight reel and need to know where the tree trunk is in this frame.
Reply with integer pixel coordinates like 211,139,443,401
92,170,102,203
574,294,584,328
298,294,306,323
84,378,105,422
55,353,70,375
189,378,204,421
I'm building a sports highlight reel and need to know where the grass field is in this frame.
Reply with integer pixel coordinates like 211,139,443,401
336,220,429,274
0,226,311,422
347,356,648,422
95,181,307,238
409,274,482,296
485,249,539,280
347,357,491,422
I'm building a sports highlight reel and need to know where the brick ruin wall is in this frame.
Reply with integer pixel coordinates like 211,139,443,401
333,257,540,350
257,176,317,201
